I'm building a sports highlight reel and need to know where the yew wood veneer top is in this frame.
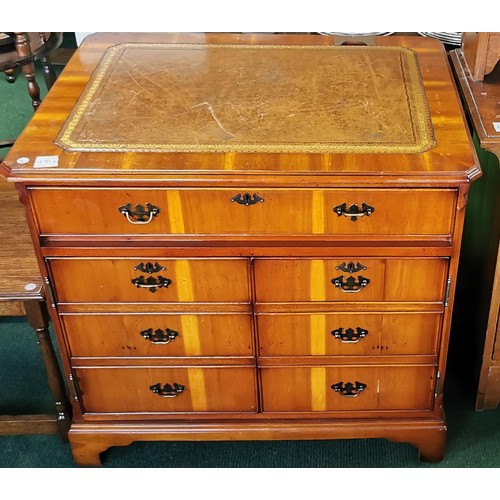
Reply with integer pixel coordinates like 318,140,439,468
1,33,480,185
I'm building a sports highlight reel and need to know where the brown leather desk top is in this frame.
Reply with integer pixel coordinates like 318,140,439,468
1,33,479,185
56,43,434,155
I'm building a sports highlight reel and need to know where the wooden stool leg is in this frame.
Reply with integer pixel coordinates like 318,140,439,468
23,300,71,441
13,32,41,110
39,33,57,90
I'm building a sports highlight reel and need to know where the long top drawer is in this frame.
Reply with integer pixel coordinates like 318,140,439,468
30,187,456,237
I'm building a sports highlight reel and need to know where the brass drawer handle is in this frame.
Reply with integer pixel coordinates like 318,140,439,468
230,193,264,206
140,328,179,345
333,203,374,221
132,261,172,293
119,203,160,224
336,261,367,274
331,275,370,293
150,382,185,398
131,275,172,293
140,328,179,344
134,262,165,274
331,327,369,344
331,381,367,397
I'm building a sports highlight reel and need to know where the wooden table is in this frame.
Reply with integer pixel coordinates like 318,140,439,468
1,33,480,465
449,48,500,410
0,178,70,439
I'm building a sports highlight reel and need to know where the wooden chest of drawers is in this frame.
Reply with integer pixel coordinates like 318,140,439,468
1,33,480,465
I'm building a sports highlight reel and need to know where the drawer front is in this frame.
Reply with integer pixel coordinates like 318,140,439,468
31,187,456,236
258,312,441,357
260,366,435,412
75,366,257,413
254,258,448,302
48,258,250,303
62,314,254,357
63,313,254,357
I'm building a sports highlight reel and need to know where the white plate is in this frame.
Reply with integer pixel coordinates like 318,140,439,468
418,32,462,46
317,32,395,36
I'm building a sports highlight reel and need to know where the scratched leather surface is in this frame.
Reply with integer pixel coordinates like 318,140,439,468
56,43,435,154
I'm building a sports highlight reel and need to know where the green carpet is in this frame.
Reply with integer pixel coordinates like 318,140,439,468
1,37,500,468
1,313,500,468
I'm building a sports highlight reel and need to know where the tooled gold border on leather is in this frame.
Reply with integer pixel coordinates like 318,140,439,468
55,43,436,154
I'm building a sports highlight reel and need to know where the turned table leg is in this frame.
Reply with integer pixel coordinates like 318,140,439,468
38,33,57,90
13,32,41,110
24,300,71,441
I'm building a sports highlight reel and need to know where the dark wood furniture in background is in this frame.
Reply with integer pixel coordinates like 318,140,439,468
461,32,500,81
0,33,480,465
0,32,64,151
450,47,500,410
0,179,70,439
0,32,63,111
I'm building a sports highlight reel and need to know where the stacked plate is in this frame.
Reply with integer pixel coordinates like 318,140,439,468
417,32,462,46
0,33,14,46
317,32,395,36
0,33,14,53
